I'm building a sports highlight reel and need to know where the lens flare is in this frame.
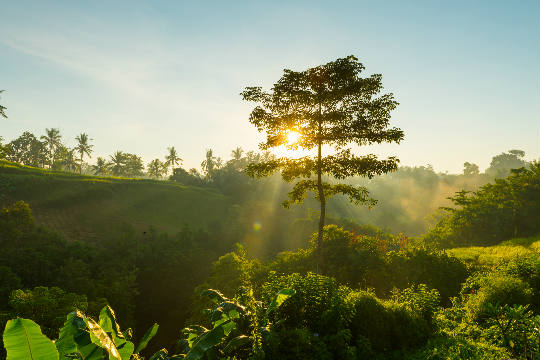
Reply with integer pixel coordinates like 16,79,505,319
253,221,262,232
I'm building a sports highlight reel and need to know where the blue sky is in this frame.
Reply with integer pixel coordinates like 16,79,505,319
1,0,538,173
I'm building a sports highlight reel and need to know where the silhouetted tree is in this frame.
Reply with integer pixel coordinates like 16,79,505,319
463,162,480,176
241,55,403,272
0,90,7,119
165,146,182,174
7,132,47,167
74,133,94,174
231,147,244,161
63,148,78,172
147,158,167,178
201,149,222,180
486,150,527,178
40,128,62,168
92,157,109,175
109,151,125,176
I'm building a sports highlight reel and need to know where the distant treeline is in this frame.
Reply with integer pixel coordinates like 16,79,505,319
0,129,535,240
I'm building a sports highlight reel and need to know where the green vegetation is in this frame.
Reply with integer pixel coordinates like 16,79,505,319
425,161,540,247
242,55,403,272
1,55,539,359
0,160,231,241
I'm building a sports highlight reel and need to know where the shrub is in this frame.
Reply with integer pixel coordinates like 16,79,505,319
465,274,533,322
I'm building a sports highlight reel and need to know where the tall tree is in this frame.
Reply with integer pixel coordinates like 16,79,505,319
231,147,244,161
201,149,222,180
74,133,94,174
241,55,403,272
147,159,167,178
92,157,109,175
463,162,480,176
486,150,527,178
0,90,7,119
40,128,62,168
109,151,125,176
165,146,182,174
63,148,78,172
7,132,47,167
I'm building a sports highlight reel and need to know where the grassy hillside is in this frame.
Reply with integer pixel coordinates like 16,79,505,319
447,234,540,269
0,160,232,242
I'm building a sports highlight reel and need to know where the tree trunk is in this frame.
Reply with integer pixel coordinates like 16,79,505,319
80,154,83,174
316,105,325,274
317,142,326,274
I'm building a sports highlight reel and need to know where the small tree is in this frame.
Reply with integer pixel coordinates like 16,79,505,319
201,149,222,180
74,133,94,174
241,55,403,272
165,146,182,174
147,158,167,178
0,90,7,119
40,128,62,167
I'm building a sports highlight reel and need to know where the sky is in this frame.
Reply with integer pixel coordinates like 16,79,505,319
1,0,538,173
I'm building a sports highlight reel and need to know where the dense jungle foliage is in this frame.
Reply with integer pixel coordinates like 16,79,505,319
0,129,539,359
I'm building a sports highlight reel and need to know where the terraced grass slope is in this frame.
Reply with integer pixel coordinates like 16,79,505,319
0,161,232,242
447,234,540,269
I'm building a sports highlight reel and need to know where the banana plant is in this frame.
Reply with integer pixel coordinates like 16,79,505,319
3,306,158,360
176,288,295,360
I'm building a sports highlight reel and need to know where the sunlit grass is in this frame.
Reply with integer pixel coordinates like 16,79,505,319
447,234,540,268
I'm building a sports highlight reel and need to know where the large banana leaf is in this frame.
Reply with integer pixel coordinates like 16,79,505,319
184,321,236,360
56,310,122,360
98,306,134,360
267,288,295,314
3,318,59,360
223,335,251,354
134,323,159,354
200,289,227,304
86,315,121,360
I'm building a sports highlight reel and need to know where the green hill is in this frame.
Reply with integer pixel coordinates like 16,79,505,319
0,160,232,242
447,234,540,269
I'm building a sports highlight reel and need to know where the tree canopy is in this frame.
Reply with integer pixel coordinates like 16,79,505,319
241,55,403,272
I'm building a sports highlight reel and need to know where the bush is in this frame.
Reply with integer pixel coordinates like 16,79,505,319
385,248,468,304
464,274,533,322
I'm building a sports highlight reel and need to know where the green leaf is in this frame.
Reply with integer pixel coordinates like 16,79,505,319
134,323,159,354
223,335,252,354
85,316,121,360
56,310,121,360
184,321,235,360
149,349,169,360
98,306,134,360
56,312,85,358
116,341,134,360
200,289,227,304
267,288,295,314
98,306,122,336
3,318,59,360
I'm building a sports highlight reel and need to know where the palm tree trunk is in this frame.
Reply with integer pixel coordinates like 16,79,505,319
80,153,83,174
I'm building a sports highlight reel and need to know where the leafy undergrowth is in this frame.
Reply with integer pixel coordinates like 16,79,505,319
0,160,232,242
448,234,540,269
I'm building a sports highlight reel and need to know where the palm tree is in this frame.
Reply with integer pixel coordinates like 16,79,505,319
63,148,78,172
109,151,125,176
0,90,7,119
165,146,182,174
201,149,222,180
231,147,244,161
75,133,94,174
147,159,166,178
40,128,62,167
92,157,109,175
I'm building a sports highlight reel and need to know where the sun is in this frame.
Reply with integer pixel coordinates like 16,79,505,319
271,130,310,159
286,130,300,144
